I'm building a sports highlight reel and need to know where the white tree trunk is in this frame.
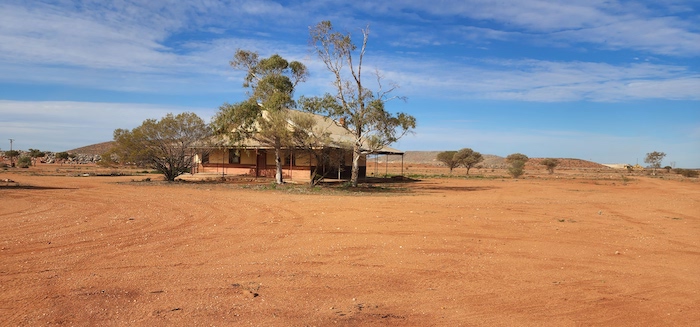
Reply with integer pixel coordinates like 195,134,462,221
274,137,284,184
351,141,361,187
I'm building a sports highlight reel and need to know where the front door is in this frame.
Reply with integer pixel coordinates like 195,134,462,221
256,150,266,177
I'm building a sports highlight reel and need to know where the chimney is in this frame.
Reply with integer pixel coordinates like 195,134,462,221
339,117,347,127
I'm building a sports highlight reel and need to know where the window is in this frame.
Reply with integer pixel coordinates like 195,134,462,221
201,152,209,163
228,150,240,164
284,153,295,166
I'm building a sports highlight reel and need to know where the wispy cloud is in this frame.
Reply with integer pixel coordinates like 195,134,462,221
376,58,700,102
1,0,697,102
361,0,700,56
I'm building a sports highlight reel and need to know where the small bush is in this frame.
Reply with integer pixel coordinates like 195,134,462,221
17,156,32,168
508,160,526,178
541,158,560,174
674,168,699,178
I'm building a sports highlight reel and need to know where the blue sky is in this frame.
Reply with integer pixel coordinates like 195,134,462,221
1,0,699,167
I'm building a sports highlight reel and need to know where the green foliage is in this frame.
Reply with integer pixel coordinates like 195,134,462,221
289,111,350,186
28,148,45,158
56,152,70,161
26,149,45,166
4,150,19,159
436,151,459,174
506,153,529,163
108,112,211,182
674,168,698,178
305,20,416,187
17,156,32,168
214,50,308,185
508,160,526,178
644,151,666,175
663,166,672,173
454,148,484,175
540,158,560,174
230,50,307,111
506,153,529,178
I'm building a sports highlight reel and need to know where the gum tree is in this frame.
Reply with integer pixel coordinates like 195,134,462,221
540,158,559,174
28,148,45,166
644,151,666,176
436,151,459,175
454,148,484,175
109,112,210,181
289,112,351,186
4,150,19,167
212,50,308,184
303,21,416,187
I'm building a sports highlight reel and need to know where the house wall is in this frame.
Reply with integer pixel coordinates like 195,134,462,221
208,150,226,165
195,147,366,181
240,150,256,165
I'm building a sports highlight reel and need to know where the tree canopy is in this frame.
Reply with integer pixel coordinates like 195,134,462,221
28,149,45,166
506,153,529,178
436,151,459,175
302,20,416,187
540,158,559,174
454,148,484,175
212,50,308,184
288,111,351,186
644,151,666,176
109,112,210,181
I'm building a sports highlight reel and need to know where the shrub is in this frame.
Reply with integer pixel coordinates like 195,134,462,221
508,160,526,178
540,158,560,174
674,168,699,178
506,153,529,178
17,156,32,168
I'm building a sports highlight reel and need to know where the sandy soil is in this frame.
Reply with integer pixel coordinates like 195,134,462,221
1,166,698,326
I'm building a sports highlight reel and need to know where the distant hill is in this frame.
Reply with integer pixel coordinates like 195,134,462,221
379,151,611,169
526,158,611,170
66,141,114,155
388,151,505,167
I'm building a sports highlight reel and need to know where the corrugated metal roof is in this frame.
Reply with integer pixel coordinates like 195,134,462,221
206,109,404,155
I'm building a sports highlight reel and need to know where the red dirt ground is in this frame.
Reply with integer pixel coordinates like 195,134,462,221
1,165,698,326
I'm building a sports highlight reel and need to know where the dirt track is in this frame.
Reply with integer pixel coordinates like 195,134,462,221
1,170,698,326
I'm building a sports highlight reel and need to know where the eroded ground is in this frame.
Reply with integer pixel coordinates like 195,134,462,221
1,168,698,326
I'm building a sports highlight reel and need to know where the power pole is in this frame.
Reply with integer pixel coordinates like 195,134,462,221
8,139,14,167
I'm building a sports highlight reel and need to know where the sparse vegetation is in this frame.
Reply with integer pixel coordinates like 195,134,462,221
644,151,666,176
506,153,529,178
302,20,416,187
17,156,32,168
541,158,559,174
212,50,308,185
454,148,484,175
4,150,19,167
621,174,631,184
436,151,459,175
108,112,211,182
674,168,698,178
28,149,45,166
56,152,70,162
